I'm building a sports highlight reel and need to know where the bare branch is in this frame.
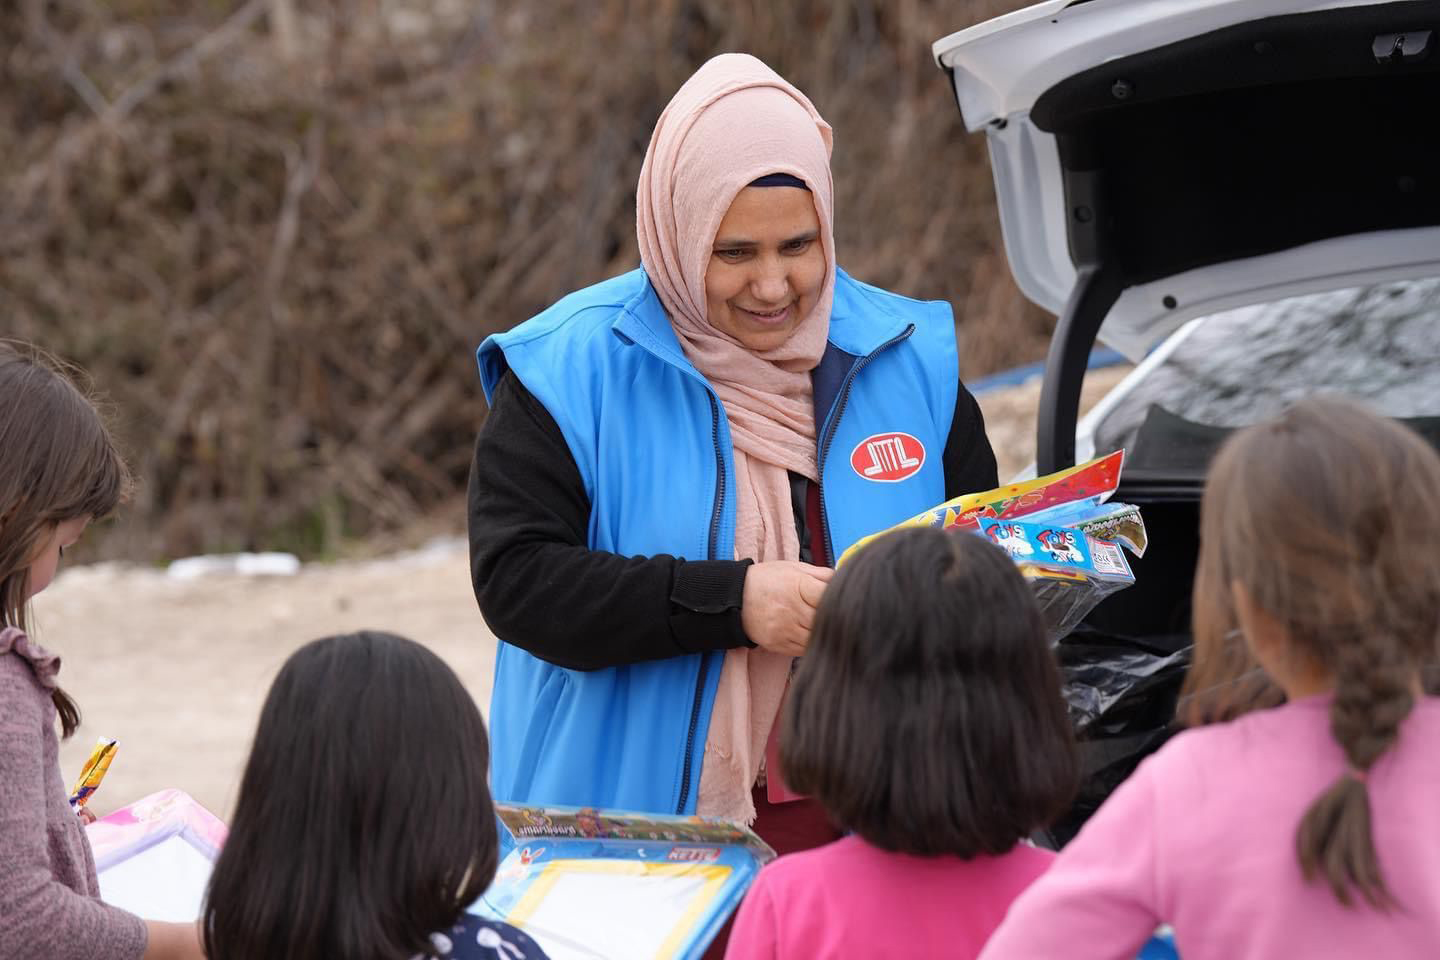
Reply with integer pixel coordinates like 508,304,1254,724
107,0,269,125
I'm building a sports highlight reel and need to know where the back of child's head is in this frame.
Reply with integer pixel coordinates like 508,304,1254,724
1184,396,1440,908
780,525,1077,858
204,631,497,960
0,341,130,734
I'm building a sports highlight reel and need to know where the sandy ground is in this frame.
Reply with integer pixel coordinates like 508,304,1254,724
41,366,1130,823
42,539,493,821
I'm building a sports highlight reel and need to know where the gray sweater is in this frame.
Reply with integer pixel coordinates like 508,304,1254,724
0,627,147,960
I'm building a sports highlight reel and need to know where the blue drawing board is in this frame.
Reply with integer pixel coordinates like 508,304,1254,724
473,805,775,960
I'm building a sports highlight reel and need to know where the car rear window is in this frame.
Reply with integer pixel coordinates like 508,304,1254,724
1093,277,1440,467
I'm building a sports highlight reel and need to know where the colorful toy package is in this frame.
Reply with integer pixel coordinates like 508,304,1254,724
837,450,1127,565
474,805,776,960
87,789,228,922
983,516,1137,637
838,451,1147,638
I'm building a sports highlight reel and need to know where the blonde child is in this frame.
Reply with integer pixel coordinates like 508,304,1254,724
981,397,1440,958
725,526,1078,959
0,342,203,959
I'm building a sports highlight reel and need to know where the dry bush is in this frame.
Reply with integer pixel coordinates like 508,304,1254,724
0,0,1051,561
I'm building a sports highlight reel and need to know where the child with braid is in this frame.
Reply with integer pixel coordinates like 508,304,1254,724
980,397,1440,960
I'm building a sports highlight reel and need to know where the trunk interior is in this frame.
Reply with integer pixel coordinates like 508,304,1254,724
1046,494,1200,845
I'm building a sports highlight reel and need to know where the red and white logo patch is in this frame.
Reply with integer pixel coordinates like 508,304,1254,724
850,432,925,483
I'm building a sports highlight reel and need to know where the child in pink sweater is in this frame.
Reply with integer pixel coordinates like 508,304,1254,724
980,398,1440,959
725,526,1079,959
0,343,203,959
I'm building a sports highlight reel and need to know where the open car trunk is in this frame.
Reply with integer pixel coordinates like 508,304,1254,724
935,0,1440,842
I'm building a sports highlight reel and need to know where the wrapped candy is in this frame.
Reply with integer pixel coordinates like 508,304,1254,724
69,737,118,810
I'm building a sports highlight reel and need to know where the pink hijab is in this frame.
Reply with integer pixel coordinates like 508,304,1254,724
636,54,835,824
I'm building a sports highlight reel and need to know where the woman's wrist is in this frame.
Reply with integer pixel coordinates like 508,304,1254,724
669,559,754,652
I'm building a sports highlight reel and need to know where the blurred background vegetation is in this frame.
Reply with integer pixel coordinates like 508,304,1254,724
2,0,1048,561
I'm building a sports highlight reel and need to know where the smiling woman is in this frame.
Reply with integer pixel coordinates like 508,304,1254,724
465,54,999,952
705,185,826,353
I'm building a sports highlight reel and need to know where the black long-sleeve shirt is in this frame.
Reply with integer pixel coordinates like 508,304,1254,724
468,371,997,671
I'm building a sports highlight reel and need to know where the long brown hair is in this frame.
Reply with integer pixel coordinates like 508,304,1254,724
0,341,131,737
1181,397,1440,909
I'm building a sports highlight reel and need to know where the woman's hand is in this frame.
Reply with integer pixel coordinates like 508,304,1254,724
740,561,833,656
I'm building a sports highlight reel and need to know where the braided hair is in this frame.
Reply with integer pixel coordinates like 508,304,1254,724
1183,397,1440,909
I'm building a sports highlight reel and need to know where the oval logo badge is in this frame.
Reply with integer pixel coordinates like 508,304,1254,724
850,432,925,483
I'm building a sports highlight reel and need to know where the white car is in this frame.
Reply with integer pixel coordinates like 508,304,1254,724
933,0,1440,837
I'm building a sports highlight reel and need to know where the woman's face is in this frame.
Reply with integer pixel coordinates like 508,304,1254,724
705,186,825,352
25,516,89,600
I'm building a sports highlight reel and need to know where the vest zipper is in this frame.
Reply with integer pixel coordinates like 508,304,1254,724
817,325,916,564
675,390,726,814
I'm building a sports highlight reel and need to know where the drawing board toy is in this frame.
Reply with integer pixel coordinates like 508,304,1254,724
87,789,227,922
474,805,776,960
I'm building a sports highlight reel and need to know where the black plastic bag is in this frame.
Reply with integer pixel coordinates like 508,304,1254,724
1043,627,1192,847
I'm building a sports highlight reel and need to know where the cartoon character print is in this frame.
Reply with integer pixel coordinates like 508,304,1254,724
984,522,1034,557
518,808,554,831
1036,529,1084,564
574,808,605,838
474,926,528,960
414,917,546,960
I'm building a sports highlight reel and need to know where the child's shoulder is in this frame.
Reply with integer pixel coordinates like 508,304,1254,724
752,835,846,877
0,628,58,698
1133,697,1337,792
745,836,869,896
758,834,1053,883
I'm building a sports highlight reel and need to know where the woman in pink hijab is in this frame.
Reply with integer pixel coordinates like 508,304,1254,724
469,51,996,865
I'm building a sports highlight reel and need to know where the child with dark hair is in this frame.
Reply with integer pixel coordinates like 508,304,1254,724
204,631,549,960
724,526,1078,959
980,397,1440,959
0,342,204,959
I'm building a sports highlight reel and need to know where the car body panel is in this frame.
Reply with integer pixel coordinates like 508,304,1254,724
933,0,1396,131
934,0,1440,361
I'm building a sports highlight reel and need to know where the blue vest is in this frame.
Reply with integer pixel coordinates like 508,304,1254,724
476,268,958,814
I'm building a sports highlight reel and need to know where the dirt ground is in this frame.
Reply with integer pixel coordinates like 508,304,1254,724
42,366,1130,823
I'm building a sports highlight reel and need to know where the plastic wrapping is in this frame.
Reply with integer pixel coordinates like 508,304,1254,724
69,736,118,809
477,806,776,960
982,515,1138,639
1045,629,1193,846
1026,570,1133,642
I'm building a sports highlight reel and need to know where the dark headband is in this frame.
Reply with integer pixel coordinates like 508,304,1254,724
748,173,811,191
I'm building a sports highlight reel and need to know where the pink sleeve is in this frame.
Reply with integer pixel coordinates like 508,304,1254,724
978,758,1165,960
0,658,147,960
723,871,781,960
